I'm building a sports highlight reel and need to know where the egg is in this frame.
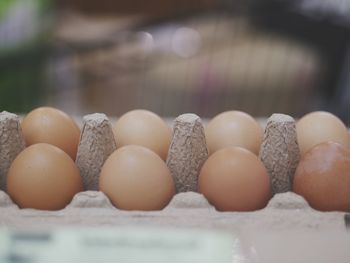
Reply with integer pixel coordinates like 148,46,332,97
296,111,350,156
6,143,83,210
99,145,175,210
293,141,350,212
113,109,171,160
21,107,80,160
205,111,263,155
198,146,271,211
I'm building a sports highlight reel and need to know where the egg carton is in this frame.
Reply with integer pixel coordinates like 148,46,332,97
0,111,348,231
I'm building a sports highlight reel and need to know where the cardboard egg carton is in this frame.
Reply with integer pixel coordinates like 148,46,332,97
0,111,348,231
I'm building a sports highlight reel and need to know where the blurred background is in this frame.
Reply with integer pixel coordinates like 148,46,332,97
0,0,350,122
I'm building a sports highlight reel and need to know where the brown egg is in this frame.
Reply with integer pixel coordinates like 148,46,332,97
7,143,83,210
113,109,171,160
293,141,350,212
205,111,263,155
99,145,175,210
296,111,350,156
21,107,80,160
198,147,271,211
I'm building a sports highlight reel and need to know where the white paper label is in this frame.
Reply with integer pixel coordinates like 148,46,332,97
0,227,234,263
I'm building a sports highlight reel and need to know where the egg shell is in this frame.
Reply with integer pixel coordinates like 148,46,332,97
198,146,271,211
296,111,350,156
99,145,175,211
21,107,81,160
0,112,348,236
293,141,350,212
205,111,263,155
6,143,83,210
113,109,172,160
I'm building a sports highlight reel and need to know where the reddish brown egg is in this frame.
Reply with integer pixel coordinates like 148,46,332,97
113,110,171,160
21,107,80,160
293,141,350,212
99,145,175,211
198,146,271,211
205,111,263,155
296,111,350,156
7,143,83,210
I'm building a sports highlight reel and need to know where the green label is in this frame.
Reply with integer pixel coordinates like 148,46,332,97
0,227,234,263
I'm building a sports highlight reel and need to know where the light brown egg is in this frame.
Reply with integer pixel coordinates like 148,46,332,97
296,111,350,156
113,109,171,160
99,145,175,211
6,143,83,210
198,146,271,211
293,141,350,212
205,111,263,155
21,107,80,160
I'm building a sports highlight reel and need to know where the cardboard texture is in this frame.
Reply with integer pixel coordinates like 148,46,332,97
0,111,347,233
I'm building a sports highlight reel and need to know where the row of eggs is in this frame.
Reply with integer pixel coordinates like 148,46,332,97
4,107,350,212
